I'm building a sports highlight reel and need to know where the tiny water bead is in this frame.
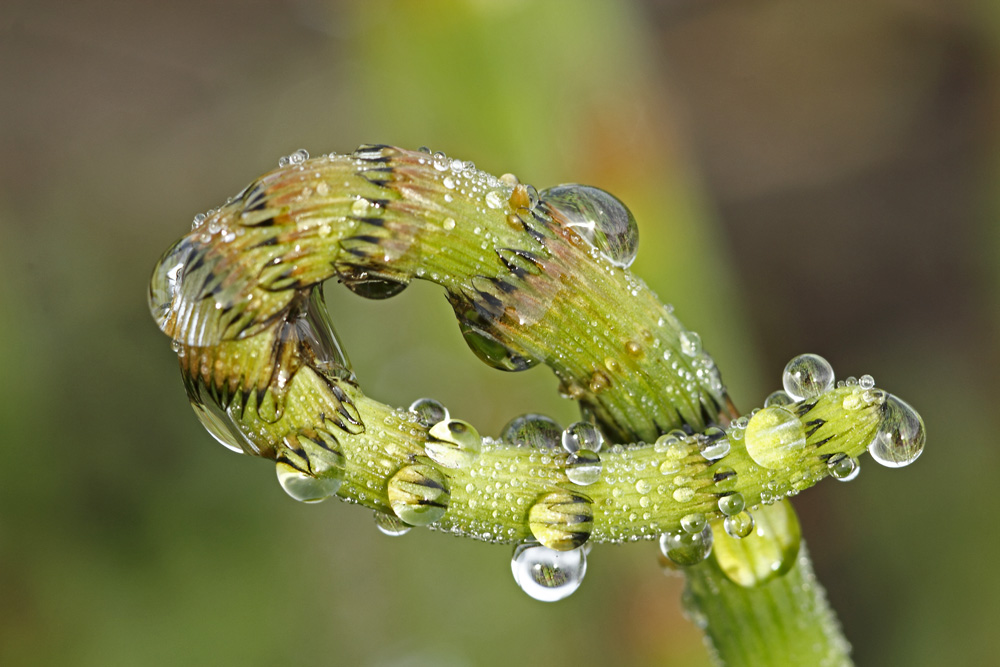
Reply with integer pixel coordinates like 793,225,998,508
782,353,835,400
713,500,801,587
679,330,702,357
408,397,449,426
374,511,411,537
561,421,604,454
868,394,925,468
387,464,450,526
659,524,714,566
539,184,639,268
743,405,807,469
511,542,587,602
566,449,602,486
827,453,860,481
426,419,482,469
278,148,309,167
275,461,342,503
859,374,876,390
500,414,561,449
528,491,594,551
723,511,755,539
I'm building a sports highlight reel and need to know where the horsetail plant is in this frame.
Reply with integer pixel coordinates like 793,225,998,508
149,145,925,666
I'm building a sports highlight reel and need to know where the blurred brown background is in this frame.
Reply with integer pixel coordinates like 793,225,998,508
2,0,997,665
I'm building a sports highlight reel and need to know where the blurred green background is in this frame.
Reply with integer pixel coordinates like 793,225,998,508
2,0,998,665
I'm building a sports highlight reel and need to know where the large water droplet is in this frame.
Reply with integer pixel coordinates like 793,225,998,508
387,464,450,526
187,386,250,454
275,461,342,502
540,184,639,268
659,524,713,566
425,419,482,469
713,500,801,587
511,542,587,602
338,266,410,300
782,353,835,400
868,394,925,468
528,491,593,551
408,398,449,426
565,449,602,486
457,318,540,372
723,511,755,539
295,288,354,380
500,414,561,449
700,426,730,461
744,406,807,469
374,511,411,537
561,421,604,454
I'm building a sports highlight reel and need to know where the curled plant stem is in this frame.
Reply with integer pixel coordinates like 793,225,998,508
150,145,923,665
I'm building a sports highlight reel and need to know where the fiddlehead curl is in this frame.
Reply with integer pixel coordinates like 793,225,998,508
149,145,924,602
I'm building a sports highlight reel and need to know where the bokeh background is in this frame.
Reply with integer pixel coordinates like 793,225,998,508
2,0,998,665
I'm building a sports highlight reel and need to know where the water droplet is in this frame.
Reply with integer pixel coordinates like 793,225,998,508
511,542,587,602
723,511,755,538
743,406,807,469
500,414,561,449
485,191,504,209
713,466,738,492
566,449,602,486
432,151,448,170
659,524,713,566
426,419,482,469
442,217,456,230
827,453,860,481
337,266,410,300
443,176,455,189
408,397,449,426
859,374,875,390
714,500,801,587
540,184,639,268
635,479,652,495
187,387,249,454
457,317,540,372
680,331,702,357
275,461,342,502
387,463,450,526
681,513,707,534
673,487,695,503
868,394,925,468
374,511,411,536
561,421,604,454
528,491,593,551
700,426,730,461
782,353,835,400
717,493,745,516
765,390,794,407
351,198,370,216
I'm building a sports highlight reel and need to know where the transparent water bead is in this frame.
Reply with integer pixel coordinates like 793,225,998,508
782,353,835,400
501,414,561,449
374,511,411,537
408,397,449,426
764,390,794,407
528,491,594,551
278,148,309,167
387,464,450,526
457,317,540,372
743,406,807,469
718,493,745,517
679,330,702,357
275,461,342,503
566,449,602,486
540,184,639,268
868,395,925,468
425,419,482,469
659,524,713,566
827,453,860,481
723,511,755,539
699,426,730,461
511,542,587,602
561,421,604,454
714,500,801,587
338,268,409,300
187,385,249,454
